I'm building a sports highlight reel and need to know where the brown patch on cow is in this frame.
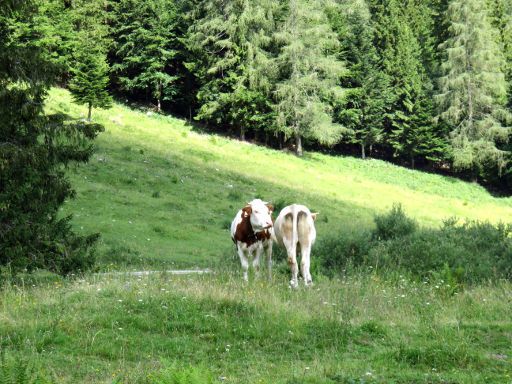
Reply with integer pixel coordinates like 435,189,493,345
233,209,271,247
311,212,318,221
266,203,274,214
242,205,252,217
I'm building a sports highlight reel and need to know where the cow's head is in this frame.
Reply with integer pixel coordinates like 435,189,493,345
243,199,273,232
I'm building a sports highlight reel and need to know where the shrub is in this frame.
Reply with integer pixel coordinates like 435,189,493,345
369,220,512,283
318,205,512,284
315,230,374,276
372,203,417,240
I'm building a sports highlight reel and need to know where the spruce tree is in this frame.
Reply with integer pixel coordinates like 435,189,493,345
437,0,511,176
186,0,276,140
69,41,112,121
0,0,101,275
333,0,391,159
371,0,445,167
487,0,512,110
272,0,346,156
111,0,180,112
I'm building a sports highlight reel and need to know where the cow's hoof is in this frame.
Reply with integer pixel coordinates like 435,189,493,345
304,280,313,287
289,280,299,289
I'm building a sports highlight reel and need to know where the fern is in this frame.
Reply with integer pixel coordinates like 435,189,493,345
0,352,51,384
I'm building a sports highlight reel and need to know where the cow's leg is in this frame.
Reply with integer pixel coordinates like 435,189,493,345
287,243,299,288
237,244,250,282
300,242,313,286
252,244,263,278
264,241,273,281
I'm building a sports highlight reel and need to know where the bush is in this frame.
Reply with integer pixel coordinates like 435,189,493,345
372,203,417,240
317,205,512,284
315,230,374,276
369,220,512,283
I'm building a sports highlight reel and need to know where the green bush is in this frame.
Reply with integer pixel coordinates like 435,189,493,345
317,206,512,284
372,203,417,240
315,230,373,276
371,220,512,283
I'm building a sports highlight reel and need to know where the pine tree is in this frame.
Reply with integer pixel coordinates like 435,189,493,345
333,0,391,159
487,0,512,110
371,0,445,167
0,0,101,275
272,0,346,156
69,41,112,121
437,0,511,176
186,0,277,140
111,0,180,112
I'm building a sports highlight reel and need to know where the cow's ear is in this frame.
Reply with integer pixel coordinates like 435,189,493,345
242,206,252,217
266,203,274,213
311,212,319,221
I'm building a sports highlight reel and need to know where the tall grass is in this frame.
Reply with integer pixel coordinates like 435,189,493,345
1,273,511,383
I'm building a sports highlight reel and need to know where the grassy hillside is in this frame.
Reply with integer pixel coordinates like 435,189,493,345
46,88,512,269
1,89,510,384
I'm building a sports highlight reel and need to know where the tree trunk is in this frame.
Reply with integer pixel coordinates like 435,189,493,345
411,155,415,169
295,133,303,156
240,127,246,141
157,82,162,112
369,144,373,156
87,103,92,122
361,144,366,159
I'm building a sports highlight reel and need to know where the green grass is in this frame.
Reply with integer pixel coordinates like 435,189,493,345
45,87,512,270
1,88,511,383
1,273,511,383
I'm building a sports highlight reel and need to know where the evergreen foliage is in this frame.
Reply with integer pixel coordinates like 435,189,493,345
186,0,276,140
0,0,101,275
272,0,347,155
5,0,512,190
334,0,391,159
69,41,112,121
437,0,511,177
111,0,180,112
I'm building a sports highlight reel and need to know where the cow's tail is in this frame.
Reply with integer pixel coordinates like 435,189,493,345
291,204,299,249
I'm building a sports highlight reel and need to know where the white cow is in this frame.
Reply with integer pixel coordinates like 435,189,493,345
273,204,317,288
230,199,274,281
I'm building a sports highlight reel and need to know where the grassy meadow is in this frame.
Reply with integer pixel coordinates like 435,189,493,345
1,273,511,383
45,88,512,270
1,88,511,383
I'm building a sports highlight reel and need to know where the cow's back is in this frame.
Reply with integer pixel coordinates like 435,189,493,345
274,204,316,246
297,209,316,246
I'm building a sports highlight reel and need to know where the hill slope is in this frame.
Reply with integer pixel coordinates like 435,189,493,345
46,88,512,268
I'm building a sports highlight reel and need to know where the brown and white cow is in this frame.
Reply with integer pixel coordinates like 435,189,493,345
273,204,318,288
230,199,274,281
